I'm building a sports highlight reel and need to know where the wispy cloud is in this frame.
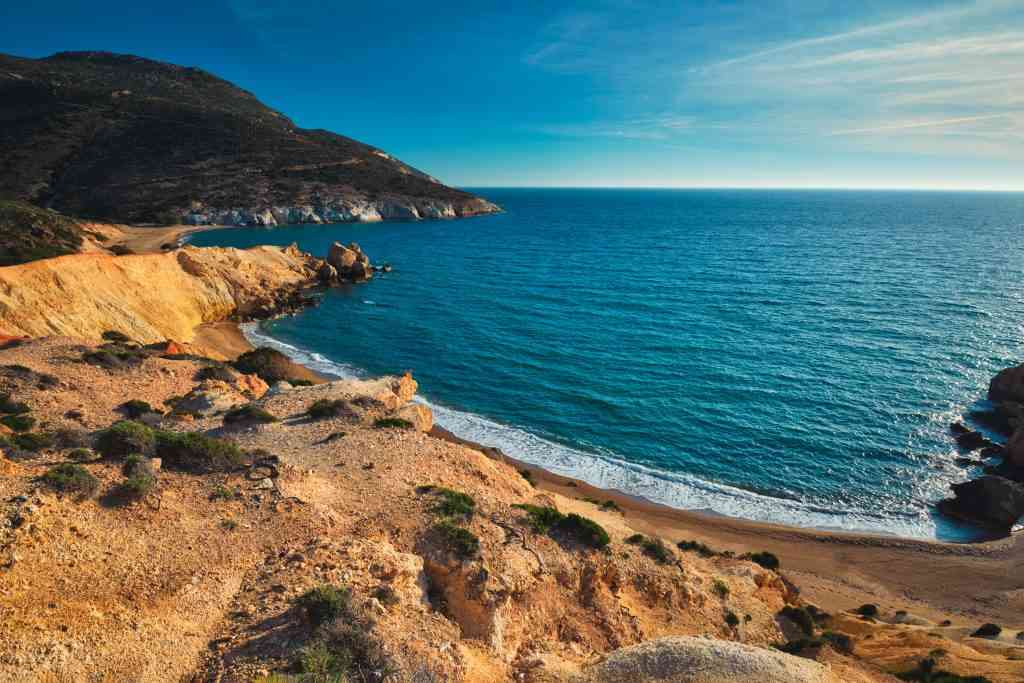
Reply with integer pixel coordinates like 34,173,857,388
537,116,697,140
828,114,1013,136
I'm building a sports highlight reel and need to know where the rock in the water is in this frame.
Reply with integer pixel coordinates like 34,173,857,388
939,475,1024,531
955,430,994,452
950,422,971,436
989,365,1024,404
1006,429,1024,468
570,636,846,683
327,241,373,281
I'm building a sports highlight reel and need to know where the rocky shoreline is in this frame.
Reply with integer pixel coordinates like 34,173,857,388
182,194,501,227
939,365,1024,533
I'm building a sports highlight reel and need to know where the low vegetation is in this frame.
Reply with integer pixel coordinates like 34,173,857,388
712,579,730,599
223,404,278,424
120,399,156,418
972,623,1001,638
0,393,30,415
306,399,352,420
82,343,148,370
897,658,991,683
743,551,780,570
625,533,674,564
293,585,393,680
40,463,99,498
418,485,476,517
778,631,854,657
582,496,621,512
373,417,413,429
196,364,237,383
855,603,879,618
68,447,97,462
95,420,245,472
12,432,54,452
232,347,299,383
101,330,133,343
513,504,610,549
211,484,242,501
676,539,721,558
434,519,480,559
0,414,35,432
779,605,815,637
518,469,535,486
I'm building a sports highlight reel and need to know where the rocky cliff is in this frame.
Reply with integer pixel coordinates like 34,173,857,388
0,244,334,345
0,51,500,224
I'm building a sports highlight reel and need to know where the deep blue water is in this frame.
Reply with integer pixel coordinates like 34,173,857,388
190,189,1024,540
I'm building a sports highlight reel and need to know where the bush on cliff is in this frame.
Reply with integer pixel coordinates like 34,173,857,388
223,404,278,425
40,463,99,499
232,347,299,383
513,504,610,550
294,585,393,680
434,519,480,559
744,551,780,570
779,606,816,637
120,399,157,419
13,432,54,452
373,417,414,430
897,658,991,683
95,421,156,459
155,431,246,473
625,533,674,564
0,393,30,415
1,414,35,432
418,485,476,517
972,623,1001,638
306,399,353,420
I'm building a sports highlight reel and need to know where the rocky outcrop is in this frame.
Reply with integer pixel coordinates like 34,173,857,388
327,241,372,281
989,364,1024,405
0,243,354,346
563,636,847,683
939,476,1024,530
183,196,499,227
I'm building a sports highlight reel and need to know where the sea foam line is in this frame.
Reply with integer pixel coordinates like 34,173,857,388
240,322,937,538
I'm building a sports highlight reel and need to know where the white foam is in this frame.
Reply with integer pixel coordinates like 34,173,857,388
240,323,938,538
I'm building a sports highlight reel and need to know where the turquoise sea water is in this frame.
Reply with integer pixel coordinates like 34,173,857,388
190,189,1024,540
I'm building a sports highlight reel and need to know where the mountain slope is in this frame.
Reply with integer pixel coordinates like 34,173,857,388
0,51,498,224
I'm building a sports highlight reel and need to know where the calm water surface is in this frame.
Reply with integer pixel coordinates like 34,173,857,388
190,189,1024,539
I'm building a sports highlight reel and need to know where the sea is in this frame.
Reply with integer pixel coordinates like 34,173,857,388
188,189,1024,541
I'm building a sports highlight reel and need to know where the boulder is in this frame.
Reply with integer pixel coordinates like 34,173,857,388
989,364,1024,404
1007,429,1024,468
328,242,358,271
955,430,995,452
569,636,845,683
939,475,1024,531
174,381,249,416
327,241,373,281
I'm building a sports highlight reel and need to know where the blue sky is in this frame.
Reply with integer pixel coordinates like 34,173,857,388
2,1,1022,189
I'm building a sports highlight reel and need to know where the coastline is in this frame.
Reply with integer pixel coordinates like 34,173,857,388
213,319,1023,625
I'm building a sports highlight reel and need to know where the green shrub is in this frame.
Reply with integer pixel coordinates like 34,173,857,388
297,639,339,677
297,585,353,628
897,658,991,683
822,631,854,655
291,379,315,387
625,534,674,564
82,345,147,370
435,520,480,559
155,431,246,473
713,579,730,599
422,487,475,517
211,485,242,501
232,347,296,383
195,364,236,383
514,503,566,533
372,584,399,607
744,551,780,571
13,432,54,452
854,603,879,618
972,623,1001,638
512,504,610,549
779,606,815,637
120,399,156,418
220,518,238,531
0,393,29,415
68,447,97,462
677,539,719,558
1,414,35,432
223,404,278,424
119,473,156,500
599,499,621,512
294,588,393,681
373,417,413,429
518,469,535,486
40,463,99,498
95,420,156,459
725,611,740,628
306,399,351,419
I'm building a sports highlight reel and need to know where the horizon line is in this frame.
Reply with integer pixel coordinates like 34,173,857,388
459,185,1024,193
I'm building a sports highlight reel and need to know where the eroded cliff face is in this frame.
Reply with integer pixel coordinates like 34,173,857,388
183,194,500,227
0,244,328,345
